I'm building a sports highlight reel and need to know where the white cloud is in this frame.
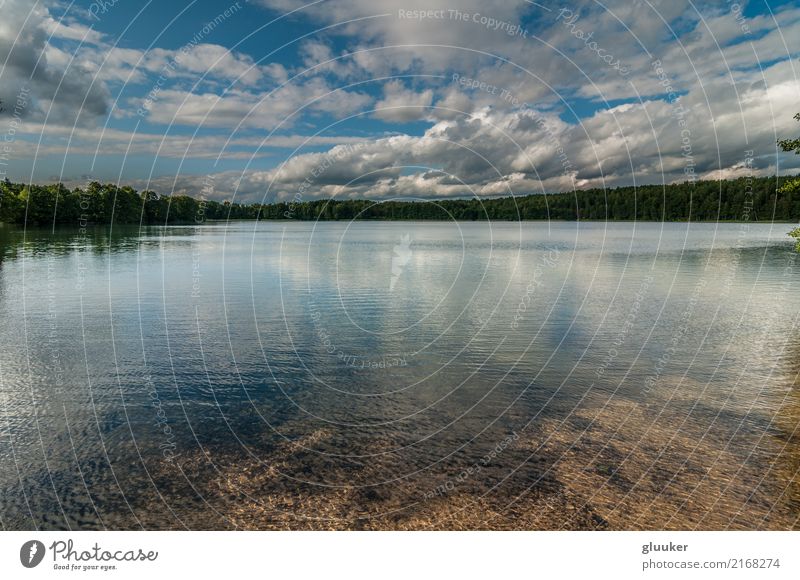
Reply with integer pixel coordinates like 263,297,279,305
43,16,105,45
13,119,372,163
3,0,799,201
171,54,800,203
137,77,373,129
79,43,274,87
0,0,111,124
373,80,433,122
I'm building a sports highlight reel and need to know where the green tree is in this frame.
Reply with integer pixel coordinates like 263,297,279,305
778,113,800,249
789,228,800,251
779,113,800,194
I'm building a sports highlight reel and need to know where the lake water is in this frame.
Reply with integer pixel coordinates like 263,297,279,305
0,220,798,530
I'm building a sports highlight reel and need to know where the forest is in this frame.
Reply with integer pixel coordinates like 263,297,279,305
1,175,799,225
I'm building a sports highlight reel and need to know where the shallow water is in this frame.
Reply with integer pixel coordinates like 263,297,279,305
0,220,798,529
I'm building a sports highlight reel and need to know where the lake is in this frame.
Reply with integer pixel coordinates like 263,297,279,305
0,220,798,530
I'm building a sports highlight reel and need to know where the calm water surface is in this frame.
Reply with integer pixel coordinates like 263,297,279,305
0,221,798,529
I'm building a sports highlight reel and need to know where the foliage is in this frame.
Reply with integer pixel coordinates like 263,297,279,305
778,113,800,195
789,228,800,252
0,180,260,225
0,175,799,226
777,113,800,250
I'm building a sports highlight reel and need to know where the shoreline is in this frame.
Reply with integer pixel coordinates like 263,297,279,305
3,219,799,226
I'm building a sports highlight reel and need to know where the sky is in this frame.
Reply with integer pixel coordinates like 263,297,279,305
0,0,799,204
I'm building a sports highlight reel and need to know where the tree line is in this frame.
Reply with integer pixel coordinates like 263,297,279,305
0,180,260,225
1,176,799,226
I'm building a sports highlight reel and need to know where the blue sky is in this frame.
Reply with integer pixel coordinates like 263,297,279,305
1,0,799,203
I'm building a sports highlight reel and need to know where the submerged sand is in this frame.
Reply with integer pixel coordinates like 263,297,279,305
151,383,799,530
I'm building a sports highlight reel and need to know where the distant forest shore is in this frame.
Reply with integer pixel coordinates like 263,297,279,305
1,176,799,225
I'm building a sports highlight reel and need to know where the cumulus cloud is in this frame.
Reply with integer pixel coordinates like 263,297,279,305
12,121,369,161
137,78,373,129
81,43,275,86
237,0,799,199
59,58,797,205
161,52,800,203
3,0,799,201
43,15,105,45
0,0,111,124
373,80,434,122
